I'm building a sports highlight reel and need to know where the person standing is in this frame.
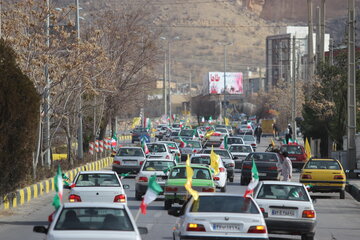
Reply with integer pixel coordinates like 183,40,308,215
254,125,262,144
272,122,279,138
285,124,293,144
281,151,292,181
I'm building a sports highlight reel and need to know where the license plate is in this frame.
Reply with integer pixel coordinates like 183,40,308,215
271,209,295,216
123,161,137,165
290,157,296,160
258,173,267,176
213,224,241,232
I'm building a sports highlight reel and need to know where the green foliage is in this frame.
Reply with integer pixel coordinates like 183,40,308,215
0,39,40,197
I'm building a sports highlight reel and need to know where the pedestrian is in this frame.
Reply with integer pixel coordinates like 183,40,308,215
281,151,292,181
254,125,262,144
285,124,293,144
272,123,279,139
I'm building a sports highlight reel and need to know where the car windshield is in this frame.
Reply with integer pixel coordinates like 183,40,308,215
246,153,278,162
185,141,201,148
215,128,227,133
229,145,252,153
148,144,166,153
116,148,144,157
190,196,259,214
191,156,211,165
169,167,211,179
75,174,120,187
180,130,195,137
143,161,175,171
228,138,244,145
243,135,255,141
280,145,303,154
304,160,341,170
171,132,179,136
257,184,310,201
54,207,134,231
204,150,230,158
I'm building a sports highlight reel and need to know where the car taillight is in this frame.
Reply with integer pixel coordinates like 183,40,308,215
248,225,267,233
69,194,81,202
114,194,126,203
243,165,251,169
165,187,178,192
302,174,312,179
193,150,197,153
213,176,220,181
302,210,315,218
140,161,144,165
251,143,256,146
268,166,278,170
186,223,206,232
202,187,215,192
166,155,170,159
260,207,265,213
219,167,225,172
113,160,121,165
138,176,148,182
334,175,344,180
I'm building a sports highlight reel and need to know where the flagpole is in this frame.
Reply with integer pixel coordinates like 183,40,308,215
134,208,142,222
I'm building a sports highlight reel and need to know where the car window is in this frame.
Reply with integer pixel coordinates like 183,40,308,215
169,167,210,179
257,184,310,201
215,128,227,133
148,144,167,153
280,145,304,154
229,145,252,152
179,130,195,137
143,161,175,171
166,142,178,149
191,156,211,165
304,160,341,170
246,153,278,162
243,135,255,141
202,150,230,158
186,141,201,148
169,167,186,179
227,138,244,144
54,208,134,231
190,196,259,214
75,174,120,187
117,148,144,157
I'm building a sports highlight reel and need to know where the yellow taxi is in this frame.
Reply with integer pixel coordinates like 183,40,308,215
300,158,346,199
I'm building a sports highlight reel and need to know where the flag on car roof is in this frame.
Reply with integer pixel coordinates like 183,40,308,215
52,165,63,210
305,138,312,160
141,137,150,154
224,117,230,126
219,135,228,149
184,155,199,201
210,146,220,175
140,175,163,215
179,137,187,148
243,159,259,198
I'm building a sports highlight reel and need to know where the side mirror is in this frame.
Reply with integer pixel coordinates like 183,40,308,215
262,212,268,218
33,226,48,234
138,227,148,234
168,207,182,217
123,184,130,189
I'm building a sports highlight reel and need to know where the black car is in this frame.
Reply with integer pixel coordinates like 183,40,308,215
131,127,150,143
240,152,282,185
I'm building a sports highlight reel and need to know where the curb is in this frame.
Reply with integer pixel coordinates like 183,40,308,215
1,157,113,210
346,183,360,202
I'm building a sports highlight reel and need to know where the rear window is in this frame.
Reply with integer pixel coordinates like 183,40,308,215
169,167,211,180
190,196,259,214
143,161,175,171
203,150,230,159
228,138,244,145
117,148,144,157
215,128,227,133
246,153,278,162
55,208,134,231
191,156,211,165
166,142,178,149
185,141,201,148
180,130,195,137
229,145,252,153
243,135,255,141
171,132,179,136
75,174,120,187
280,145,304,154
148,144,166,153
257,184,310,201
304,160,341,170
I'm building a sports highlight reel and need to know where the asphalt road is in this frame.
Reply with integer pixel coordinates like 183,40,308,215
1,137,360,240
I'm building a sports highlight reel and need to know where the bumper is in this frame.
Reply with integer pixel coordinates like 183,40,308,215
136,183,165,195
164,193,188,203
180,235,268,240
112,164,141,174
301,181,345,192
265,218,316,235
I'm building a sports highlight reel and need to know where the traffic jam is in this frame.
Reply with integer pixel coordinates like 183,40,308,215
33,119,347,240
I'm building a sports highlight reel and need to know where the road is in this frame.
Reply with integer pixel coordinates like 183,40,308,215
1,137,360,240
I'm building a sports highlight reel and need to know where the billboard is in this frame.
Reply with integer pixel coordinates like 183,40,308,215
209,72,243,94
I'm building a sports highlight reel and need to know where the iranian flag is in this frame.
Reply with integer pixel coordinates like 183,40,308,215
243,159,259,198
179,137,187,148
111,134,118,149
220,135,228,149
141,138,150,154
140,175,163,214
52,165,63,210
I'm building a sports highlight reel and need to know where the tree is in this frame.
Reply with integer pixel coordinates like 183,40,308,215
0,39,40,197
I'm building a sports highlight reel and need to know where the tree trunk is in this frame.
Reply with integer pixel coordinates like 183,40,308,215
99,111,110,140
33,108,42,179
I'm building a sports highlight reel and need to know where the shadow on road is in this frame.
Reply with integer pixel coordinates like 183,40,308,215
0,221,48,226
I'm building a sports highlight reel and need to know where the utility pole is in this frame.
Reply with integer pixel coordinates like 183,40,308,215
163,51,167,116
292,36,297,141
307,0,314,81
218,42,232,120
320,0,325,62
329,38,334,66
76,0,83,160
44,0,51,167
316,6,321,66
168,41,171,122
347,0,356,172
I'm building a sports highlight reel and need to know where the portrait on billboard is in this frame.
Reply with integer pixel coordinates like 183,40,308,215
209,72,243,94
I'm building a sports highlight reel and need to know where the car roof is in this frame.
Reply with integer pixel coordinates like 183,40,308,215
205,148,229,152
63,202,126,209
158,141,177,144
78,171,116,174
259,180,304,186
119,146,142,149
144,158,175,162
229,144,251,147
309,158,338,161
191,154,211,157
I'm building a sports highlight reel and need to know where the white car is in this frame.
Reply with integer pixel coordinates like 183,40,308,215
202,148,235,182
227,136,244,146
158,141,181,160
135,159,177,200
190,154,227,192
67,171,129,203
169,193,268,240
254,181,316,240
228,144,254,169
33,202,148,240
112,147,146,174
242,135,257,150
205,128,229,146
147,142,175,161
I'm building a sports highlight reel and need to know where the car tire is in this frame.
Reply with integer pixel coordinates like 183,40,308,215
135,191,142,201
340,190,345,199
229,177,234,183
220,185,226,192
164,200,172,210
301,233,314,240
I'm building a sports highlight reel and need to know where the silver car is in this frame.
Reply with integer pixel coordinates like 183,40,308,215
242,135,257,150
229,144,254,169
67,171,129,203
202,148,235,182
179,140,203,161
168,193,268,240
113,147,146,174
33,202,147,240
135,159,176,200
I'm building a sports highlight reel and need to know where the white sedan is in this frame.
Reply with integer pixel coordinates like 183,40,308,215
253,181,316,240
67,171,129,203
190,154,227,192
228,144,254,169
33,202,147,240
169,193,268,240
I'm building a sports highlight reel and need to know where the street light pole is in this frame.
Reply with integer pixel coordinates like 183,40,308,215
76,0,83,160
44,0,51,167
